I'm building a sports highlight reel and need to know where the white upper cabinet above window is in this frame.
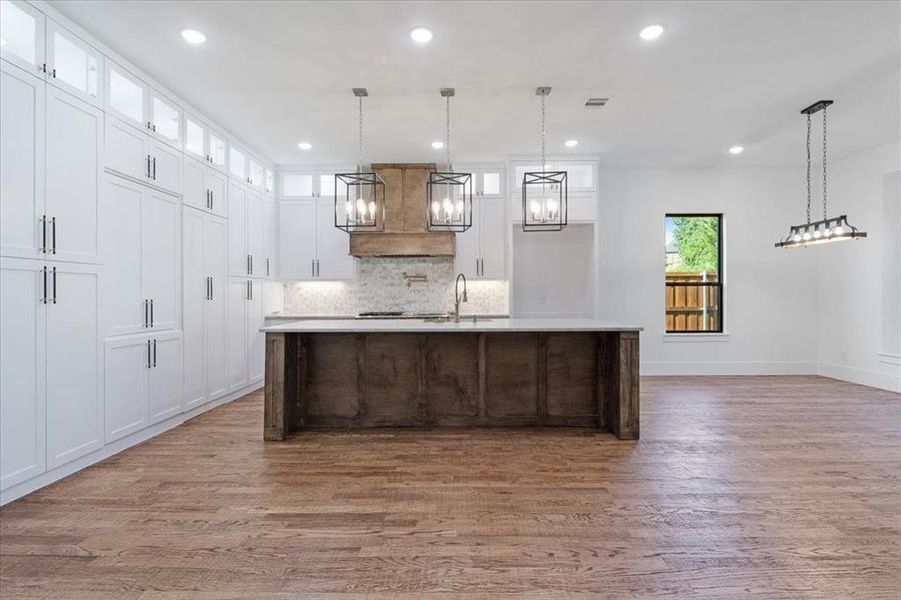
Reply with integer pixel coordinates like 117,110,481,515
106,61,145,127
150,91,180,147
229,146,246,181
45,19,102,107
0,0,44,76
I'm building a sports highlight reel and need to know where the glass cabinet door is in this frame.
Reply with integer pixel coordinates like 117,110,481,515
265,169,274,195
0,0,44,75
229,147,246,180
46,18,101,106
150,92,180,146
280,172,314,199
184,115,205,159
480,168,504,198
209,130,226,170
107,62,145,126
249,159,264,188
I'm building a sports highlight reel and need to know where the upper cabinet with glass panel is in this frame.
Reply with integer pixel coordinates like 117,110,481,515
0,0,44,75
106,61,145,126
150,90,180,147
265,168,274,196
229,146,247,181
184,114,205,159
249,158,264,189
45,19,102,106
208,129,226,171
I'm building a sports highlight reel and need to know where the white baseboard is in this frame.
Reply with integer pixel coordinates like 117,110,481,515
641,361,818,376
818,362,901,393
0,383,263,506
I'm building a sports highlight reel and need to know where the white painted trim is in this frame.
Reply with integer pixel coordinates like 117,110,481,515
1,383,262,506
818,362,901,393
662,333,731,342
877,353,901,366
641,361,817,376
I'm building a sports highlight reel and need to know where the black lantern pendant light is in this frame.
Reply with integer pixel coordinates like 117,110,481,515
335,88,385,233
775,100,867,248
428,88,472,232
522,86,567,232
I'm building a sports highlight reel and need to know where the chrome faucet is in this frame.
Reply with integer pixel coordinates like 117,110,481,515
454,273,468,322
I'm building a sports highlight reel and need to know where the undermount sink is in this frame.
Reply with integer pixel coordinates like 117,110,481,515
422,315,493,323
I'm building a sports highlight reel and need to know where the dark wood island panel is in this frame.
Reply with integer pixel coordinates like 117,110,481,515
265,331,639,440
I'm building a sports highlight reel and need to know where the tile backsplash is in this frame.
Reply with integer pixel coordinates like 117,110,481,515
282,257,508,315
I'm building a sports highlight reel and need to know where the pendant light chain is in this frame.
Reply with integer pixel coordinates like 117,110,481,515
822,106,828,219
445,95,452,172
540,93,547,169
805,112,812,224
357,96,364,175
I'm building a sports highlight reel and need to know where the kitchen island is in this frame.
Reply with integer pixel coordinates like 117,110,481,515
261,319,642,441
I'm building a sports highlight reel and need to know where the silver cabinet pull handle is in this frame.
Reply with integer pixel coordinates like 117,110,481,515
39,215,47,253
51,267,57,303
150,299,154,327
41,266,47,304
152,156,156,180
316,259,320,278
250,255,254,275
210,189,214,210
266,258,270,277
144,299,148,327
51,217,56,254
152,339,157,367
210,277,214,301
312,259,315,277
147,340,151,368
146,155,151,178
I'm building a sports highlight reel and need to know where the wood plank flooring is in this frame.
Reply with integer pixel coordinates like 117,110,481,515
1,375,899,599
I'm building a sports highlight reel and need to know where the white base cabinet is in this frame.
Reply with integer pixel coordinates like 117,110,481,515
183,207,228,409
100,174,180,337
104,331,183,443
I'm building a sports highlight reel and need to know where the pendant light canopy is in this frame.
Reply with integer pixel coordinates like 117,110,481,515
335,88,385,233
522,86,567,232
428,88,473,232
775,100,867,248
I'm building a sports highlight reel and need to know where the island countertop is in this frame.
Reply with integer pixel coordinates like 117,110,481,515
261,318,643,334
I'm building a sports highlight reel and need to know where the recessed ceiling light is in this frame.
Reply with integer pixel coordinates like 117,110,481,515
181,29,206,45
728,145,744,155
564,139,579,148
431,140,444,149
639,24,664,40
410,27,433,44
298,142,312,151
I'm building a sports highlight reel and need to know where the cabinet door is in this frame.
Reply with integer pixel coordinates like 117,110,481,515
182,156,206,212
227,181,247,276
248,159,264,189
208,129,226,172
0,60,44,260
149,138,181,194
263,198,277,278
278,200,317,280
104,335,148,442
315,197,354,280
104,116,149,182
182,208,206,408
141,189,180,332
149,90,180,148
45,86,102,264
280,171,315,200
247,279,264,385
100,175,143,336
205,168,226,218
265,168,274,196
227,278,248,392
455,215,480,279
479,198,506,279
45,18,101,106
228,146,246,181
148,334,182,424
247,190,263,276
0,0,45,76
46,262,101,469
183,113,206,161
105,61,146,129
204,216,228,401
0,258,46,489
479,167,505,199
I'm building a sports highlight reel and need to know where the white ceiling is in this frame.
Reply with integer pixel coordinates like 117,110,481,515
50,1,901,168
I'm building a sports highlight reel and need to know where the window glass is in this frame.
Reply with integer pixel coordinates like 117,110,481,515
665,214,723,332
282,173,313,197
482,171,501,195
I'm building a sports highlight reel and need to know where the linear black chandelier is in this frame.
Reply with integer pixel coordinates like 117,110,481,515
335,88,385,233
428,88,473,232
522,86,567,231
775,100,867,249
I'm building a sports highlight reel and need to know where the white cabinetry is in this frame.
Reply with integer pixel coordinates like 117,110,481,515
183,207,228,409
184,158,226,217
227,277,264,392
280,167,350,200
510,160,598,222
278,199,354,281
44,18,102,107
456,197,506,279
0,0,45,76
227,180,248,276
184,112,227,172
101,175,179,336
263,197,277,278
104,115,182,194
104,331,182,442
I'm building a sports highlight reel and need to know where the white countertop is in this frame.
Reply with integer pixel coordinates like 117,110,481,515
261,318,642,333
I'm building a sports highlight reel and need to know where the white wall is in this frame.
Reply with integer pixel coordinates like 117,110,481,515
598,167,820,375
816,141,901,392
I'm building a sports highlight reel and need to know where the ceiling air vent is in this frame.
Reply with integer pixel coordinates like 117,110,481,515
584,97,610,108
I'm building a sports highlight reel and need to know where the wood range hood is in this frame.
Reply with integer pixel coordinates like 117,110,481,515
349,163,456,257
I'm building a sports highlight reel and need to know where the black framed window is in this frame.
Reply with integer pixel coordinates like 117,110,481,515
665,214,723,333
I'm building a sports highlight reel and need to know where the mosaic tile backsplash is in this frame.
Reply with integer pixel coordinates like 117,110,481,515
282,257,509,316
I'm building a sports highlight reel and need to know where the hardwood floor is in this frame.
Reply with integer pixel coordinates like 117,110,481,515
1,375,898,599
